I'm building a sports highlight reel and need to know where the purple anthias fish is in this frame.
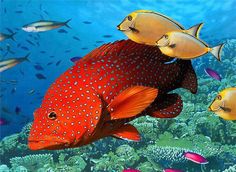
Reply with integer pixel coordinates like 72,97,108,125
204,68,221,81
0,117,9,126
184,152,208,164
123,169,141,172
163,169,183,172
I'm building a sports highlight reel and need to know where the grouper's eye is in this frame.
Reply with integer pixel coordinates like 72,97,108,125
48,111,57,120
127,15,132,21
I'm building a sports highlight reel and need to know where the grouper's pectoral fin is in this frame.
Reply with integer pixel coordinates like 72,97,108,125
149,93,183,118
112,124,140,141
107,86,158,120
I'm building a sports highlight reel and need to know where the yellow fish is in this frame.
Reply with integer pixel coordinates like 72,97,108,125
156,31,224,61
209,87,236,120
117,10,203,46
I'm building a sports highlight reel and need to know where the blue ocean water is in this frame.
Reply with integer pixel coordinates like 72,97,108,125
0,0,236,171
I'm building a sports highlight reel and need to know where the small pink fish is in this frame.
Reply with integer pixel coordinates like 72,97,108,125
123,169,141,172
0,117,9,126
184,152,208,164
204,68,221,81
163,169,183,172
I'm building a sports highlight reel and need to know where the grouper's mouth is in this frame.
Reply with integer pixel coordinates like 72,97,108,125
28,138,70,150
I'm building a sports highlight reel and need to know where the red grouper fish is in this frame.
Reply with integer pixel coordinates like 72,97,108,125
28,39,198,150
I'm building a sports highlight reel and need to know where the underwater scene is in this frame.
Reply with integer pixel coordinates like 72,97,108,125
0,0,236,171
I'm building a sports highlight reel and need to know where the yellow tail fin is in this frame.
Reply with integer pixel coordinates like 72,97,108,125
210,44,224,61
186,23,204,38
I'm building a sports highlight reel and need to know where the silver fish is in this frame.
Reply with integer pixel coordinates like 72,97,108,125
22,19,71,32
0,54,30,72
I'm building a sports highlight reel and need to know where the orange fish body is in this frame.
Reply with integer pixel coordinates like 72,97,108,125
28,40,197,150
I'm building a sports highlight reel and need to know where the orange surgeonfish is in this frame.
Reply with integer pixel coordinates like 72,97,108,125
28,40,198,150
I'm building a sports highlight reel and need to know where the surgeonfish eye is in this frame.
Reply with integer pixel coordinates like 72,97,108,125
217,95,222,100
127,15,133,21
164,35,169,39
48,111,57,120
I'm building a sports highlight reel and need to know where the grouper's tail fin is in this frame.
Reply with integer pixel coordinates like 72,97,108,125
181,61,198,94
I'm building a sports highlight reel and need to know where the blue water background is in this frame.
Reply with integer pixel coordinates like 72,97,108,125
0,0,235,138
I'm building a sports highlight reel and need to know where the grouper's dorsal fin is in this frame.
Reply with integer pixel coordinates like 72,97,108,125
181,61,198,94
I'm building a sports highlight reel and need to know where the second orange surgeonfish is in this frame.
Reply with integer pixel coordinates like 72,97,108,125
28,40,198,150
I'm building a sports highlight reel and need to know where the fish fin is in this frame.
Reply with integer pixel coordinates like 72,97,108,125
186,23,203,38
150,93,183,118
23,53,31,62
220,106,231,112
112,124,140,141
169,44,176,48
164,58,178,64
108,86,158,120
64,19,72,29
210,44,224,61
10,32,17,41
181,61,198,94
129,27,139,33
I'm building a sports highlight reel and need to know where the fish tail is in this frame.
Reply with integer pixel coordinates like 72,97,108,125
24,53,31,62
186,23,204,38
210,44,224,61
10,32,17,41
64,19,72,29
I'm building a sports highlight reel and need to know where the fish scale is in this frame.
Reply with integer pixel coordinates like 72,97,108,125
29,39,197,150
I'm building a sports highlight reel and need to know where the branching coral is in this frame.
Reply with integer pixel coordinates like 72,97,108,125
92,144,139,171
10,154,53,171
19,122,32,143
223,164,236,172
143,145,188,166
0,164,10,172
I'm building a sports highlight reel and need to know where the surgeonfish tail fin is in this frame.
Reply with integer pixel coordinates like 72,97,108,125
186,23,204,38
64,19,72,29
10,32,17,41
210,44,224,61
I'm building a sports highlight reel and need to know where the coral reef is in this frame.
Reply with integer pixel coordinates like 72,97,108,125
10,154,53,171
223,164,236,172
0,39,235,172
0,165,10,172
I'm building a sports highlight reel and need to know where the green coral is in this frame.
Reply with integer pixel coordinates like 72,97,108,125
19,122,32,143
0,164,10,172
92,144,139,171
93,152,123,171
137,161,159,172
116,144,140,166
223,164,236,172
10,154,53,171
143,145,187,165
